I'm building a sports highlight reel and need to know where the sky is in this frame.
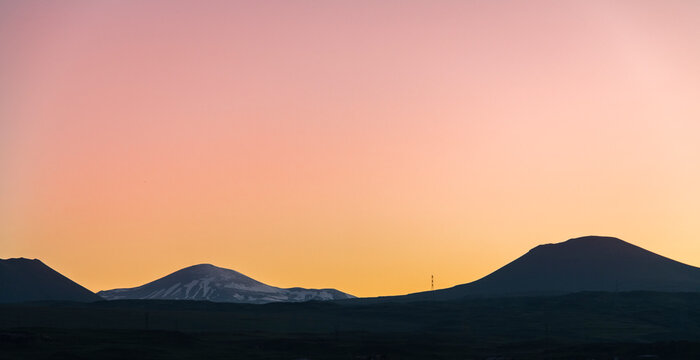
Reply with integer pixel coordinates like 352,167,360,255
1,0,699,297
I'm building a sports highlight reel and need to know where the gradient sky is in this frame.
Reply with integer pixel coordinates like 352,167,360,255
1,0,699,297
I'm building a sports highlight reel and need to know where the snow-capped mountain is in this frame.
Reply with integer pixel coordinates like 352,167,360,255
97,264,354,303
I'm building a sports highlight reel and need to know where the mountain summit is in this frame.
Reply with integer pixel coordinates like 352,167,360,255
370,236,700,302
98,263,354,303
0,258,102,303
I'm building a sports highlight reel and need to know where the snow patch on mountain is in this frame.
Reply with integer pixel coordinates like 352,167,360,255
98,263,354,303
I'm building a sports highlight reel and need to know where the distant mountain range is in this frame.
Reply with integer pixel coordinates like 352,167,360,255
98,264,355,303
5,236,700,304
360,236,700,303
0,258,101,303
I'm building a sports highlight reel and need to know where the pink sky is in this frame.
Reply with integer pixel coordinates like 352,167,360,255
1,1,699,297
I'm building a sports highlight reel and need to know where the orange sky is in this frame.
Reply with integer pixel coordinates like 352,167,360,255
1,0,699,297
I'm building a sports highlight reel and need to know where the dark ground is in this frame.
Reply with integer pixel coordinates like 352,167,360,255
2,292,700,359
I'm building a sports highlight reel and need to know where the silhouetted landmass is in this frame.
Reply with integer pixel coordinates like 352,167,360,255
4,236,700,358
356,236,700,303
1,292,700,359
98,263,354,303
0,258,102,303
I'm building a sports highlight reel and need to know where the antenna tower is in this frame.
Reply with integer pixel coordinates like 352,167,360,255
431,274,434,291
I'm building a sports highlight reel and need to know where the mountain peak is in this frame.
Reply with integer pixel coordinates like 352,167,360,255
473,236,700,295
0,258,101,303
537,235,625,246
2,257,42,263
565,235,623,242
99,264,355,303
186,263,217,269
562,235,631,246
530,235,635,253
372,236,700,303
181,263,223,272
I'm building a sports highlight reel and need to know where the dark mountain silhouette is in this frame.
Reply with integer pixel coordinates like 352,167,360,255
98,263,354,303
0,258,102,303
363,236,700,302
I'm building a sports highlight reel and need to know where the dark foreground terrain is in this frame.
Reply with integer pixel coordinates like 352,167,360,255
2,292,700,359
